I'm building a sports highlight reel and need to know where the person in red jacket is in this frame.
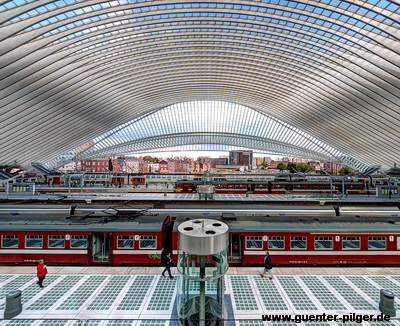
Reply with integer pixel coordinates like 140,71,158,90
36,259,48,288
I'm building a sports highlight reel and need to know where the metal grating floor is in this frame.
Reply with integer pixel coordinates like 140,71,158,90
1,274,400,325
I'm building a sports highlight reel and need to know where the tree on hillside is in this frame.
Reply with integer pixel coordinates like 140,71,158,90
277,163,286,171
339,166,352,175
296,163,313,173
142,156,159,163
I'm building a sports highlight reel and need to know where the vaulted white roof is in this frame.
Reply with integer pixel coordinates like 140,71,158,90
1,0,399,171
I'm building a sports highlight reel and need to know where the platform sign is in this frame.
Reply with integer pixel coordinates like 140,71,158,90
8,183,36,195
376,185,400,198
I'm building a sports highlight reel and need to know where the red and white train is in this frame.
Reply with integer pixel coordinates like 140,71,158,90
0,206,399,267
174,180,368,195
40,172,388,190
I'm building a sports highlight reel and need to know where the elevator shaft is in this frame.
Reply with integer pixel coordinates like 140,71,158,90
177,219,229,326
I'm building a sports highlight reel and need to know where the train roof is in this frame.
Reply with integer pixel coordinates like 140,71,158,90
224,216,400,233
176,180,364,185
0,212,399,233
0,213,163,232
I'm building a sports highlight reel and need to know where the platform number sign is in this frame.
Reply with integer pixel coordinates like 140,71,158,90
65,234,71,241
263,236,268,241
135,235,140,241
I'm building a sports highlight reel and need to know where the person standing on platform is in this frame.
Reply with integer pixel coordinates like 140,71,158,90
162,252,174,279
260,252,273,279
36,259,48,288
389,190,393,199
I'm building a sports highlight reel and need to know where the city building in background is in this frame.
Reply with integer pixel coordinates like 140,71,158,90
72,153,344,174
228,151,253,169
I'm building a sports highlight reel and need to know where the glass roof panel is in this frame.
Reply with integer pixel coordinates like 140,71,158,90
4,1,393,40
51,101,354,165
1,0,397,172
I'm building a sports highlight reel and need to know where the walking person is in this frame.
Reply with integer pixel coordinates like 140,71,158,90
260,252,273,279
161,252,174,279
36,259,48,288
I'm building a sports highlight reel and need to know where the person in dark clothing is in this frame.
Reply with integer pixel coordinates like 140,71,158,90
36,259,48,288
389,190,393,199
162,253,174,279
260,252,273,279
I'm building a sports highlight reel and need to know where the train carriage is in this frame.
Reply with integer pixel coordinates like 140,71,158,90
0,207,399,267
174,180,365,194
227,219,400,266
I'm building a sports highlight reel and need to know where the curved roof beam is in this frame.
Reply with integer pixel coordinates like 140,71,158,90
0,1,399,171
48,101,371,171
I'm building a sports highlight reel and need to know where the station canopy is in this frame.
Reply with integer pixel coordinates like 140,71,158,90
1,0,399,172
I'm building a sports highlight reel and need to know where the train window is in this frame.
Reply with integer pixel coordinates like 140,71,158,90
268,236,284,249
140,236,157,249
246,236,263,249
117,236,134,249
48,235,65,248
71,236,88,248
26,235,43,248
342,236,360,250
368,237,386,250
290,236,307,249
314,236,333,250
2,235,18,248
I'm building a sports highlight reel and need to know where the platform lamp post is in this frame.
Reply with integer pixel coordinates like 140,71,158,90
177,219,229,326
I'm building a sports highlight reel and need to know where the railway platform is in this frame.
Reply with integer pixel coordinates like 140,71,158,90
0,192,398,204
1,266,399,325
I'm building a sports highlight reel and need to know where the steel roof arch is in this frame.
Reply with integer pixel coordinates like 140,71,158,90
0,0,399,171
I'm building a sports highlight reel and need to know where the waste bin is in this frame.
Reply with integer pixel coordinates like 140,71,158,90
379,289,396,317
4,290,22,319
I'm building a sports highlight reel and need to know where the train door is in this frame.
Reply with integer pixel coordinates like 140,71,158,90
92,233,110,263
228,233,243,264
161,215,176,257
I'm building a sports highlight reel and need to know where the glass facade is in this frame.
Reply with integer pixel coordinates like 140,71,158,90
177,250,228,325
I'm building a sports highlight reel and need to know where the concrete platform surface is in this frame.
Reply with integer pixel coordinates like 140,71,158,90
1,267,400,325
